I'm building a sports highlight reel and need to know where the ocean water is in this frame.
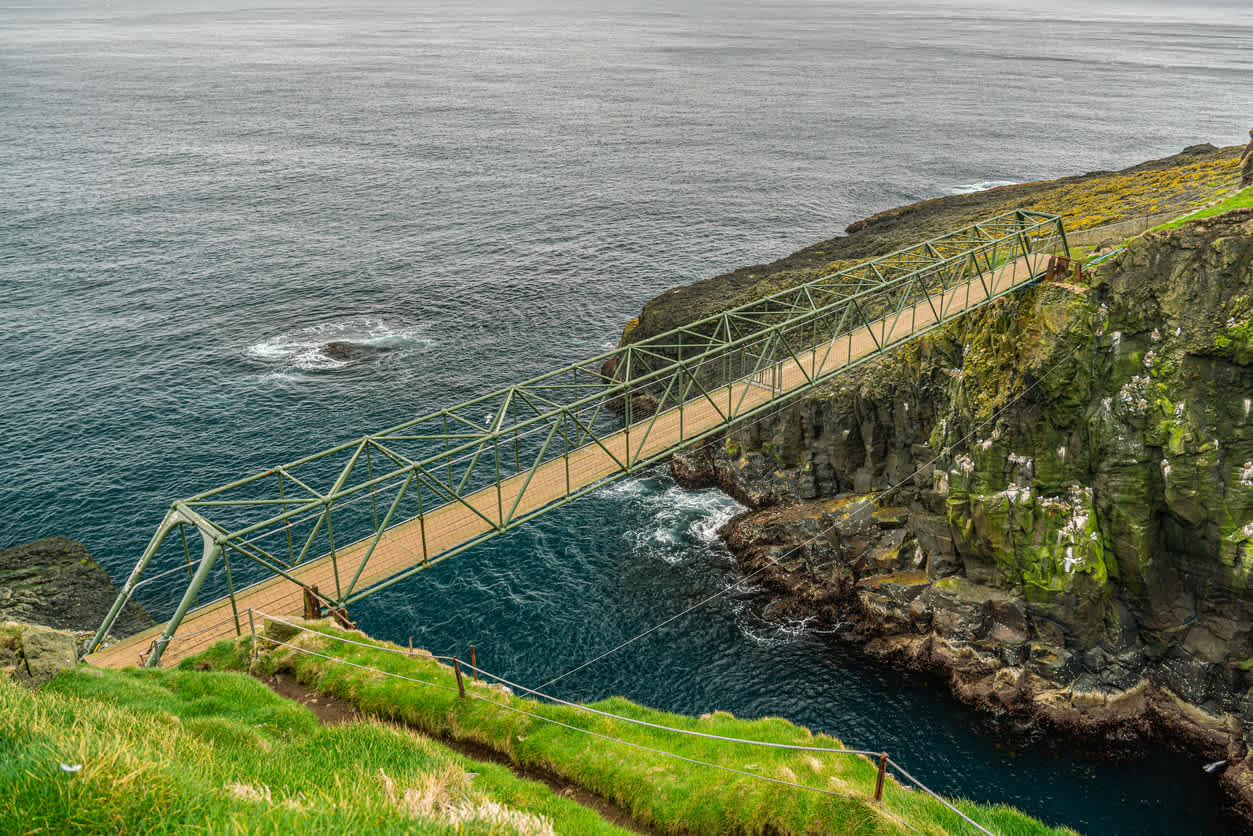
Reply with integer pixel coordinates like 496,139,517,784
2,1,1252,832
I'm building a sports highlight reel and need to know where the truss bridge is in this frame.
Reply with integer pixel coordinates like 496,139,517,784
88,211,1069,668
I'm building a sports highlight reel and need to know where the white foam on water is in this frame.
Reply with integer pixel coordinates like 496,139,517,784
731,600,835,648
246,316,435,372
941,179,1019,196
614,476,745,563
688,498,742,543
604,478,650,498
250,371,307,385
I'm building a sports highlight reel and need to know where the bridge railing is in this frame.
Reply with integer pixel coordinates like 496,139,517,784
90,211,1066,662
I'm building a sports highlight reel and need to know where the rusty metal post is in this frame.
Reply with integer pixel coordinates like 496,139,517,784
453,656,466,699
470,644,478,680
303,584,322,620
1073,261,1082,283
874,752,888,801
248,608,257,661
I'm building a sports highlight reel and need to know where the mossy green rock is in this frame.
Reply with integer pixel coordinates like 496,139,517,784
671,208,1253,735
1,622,78,684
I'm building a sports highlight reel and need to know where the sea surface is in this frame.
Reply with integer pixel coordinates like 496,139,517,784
3,1,1252,832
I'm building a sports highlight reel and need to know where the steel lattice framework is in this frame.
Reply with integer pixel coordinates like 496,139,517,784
91,210,1067,666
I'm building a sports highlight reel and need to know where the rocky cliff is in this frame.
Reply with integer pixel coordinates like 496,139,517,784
0,536,153,686
626,154,1253,816
0,536,153,640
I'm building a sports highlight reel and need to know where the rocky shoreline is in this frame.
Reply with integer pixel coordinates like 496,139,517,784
618,147,1253,825
674,463,1253,823
0,536,153,640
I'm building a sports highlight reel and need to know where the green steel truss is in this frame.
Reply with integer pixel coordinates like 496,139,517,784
91,211,1067,665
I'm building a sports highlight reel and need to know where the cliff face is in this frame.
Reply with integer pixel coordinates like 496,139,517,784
0,536,153,639
667,209,1253,813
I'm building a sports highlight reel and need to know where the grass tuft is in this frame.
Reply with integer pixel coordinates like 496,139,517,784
1150,185,1253,231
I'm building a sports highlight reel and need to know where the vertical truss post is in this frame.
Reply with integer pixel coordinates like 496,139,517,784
277,471,295,564
1014,211,1032,267
324,502,342,600
512,398,521,475
222,550,241,635
147,532,221,668
494,435,504,526
561,413,571,494
366,445,380,531
443,414,452,486
623,346,633,471
415,473,429,565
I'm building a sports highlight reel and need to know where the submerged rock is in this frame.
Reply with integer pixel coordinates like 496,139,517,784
321,340,378,362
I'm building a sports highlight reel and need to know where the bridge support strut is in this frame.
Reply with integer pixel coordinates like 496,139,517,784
147,533,221,668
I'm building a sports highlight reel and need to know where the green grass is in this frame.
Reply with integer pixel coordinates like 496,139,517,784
1150,185,1253,231
191,621,1082,836
0,665,636,835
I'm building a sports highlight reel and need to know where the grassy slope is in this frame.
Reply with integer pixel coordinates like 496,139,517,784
191,621,1081,836
0,666,636,835
1151,185,1253,231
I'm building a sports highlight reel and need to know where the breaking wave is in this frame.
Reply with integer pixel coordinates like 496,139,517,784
941,179,1020,196
246,316,434,372
608,474,745,564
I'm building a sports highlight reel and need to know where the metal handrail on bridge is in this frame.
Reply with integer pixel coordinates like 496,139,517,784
90,210,1067,666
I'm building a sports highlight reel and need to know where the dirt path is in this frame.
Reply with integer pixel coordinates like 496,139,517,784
255,672,663,836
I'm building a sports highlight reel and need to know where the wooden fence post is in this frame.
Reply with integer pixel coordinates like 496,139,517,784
453,657,466,699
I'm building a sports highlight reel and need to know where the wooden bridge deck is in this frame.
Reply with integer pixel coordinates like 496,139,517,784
86,255,1038,669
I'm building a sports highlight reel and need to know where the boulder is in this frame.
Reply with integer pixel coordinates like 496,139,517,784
2,622,79,685
322,341,377,362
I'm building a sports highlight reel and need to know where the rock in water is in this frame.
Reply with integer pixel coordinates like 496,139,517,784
0,536,154,637
322,341,377,362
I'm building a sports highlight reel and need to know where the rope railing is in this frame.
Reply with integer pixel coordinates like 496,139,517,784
246,616,937,834
248,610,1003,834
256,610,886,760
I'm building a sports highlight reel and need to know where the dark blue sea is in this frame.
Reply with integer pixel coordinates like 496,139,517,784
3,1,1252,832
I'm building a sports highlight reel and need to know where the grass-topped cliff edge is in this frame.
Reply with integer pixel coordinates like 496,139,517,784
1,619,1079,835
622,143,1243,347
